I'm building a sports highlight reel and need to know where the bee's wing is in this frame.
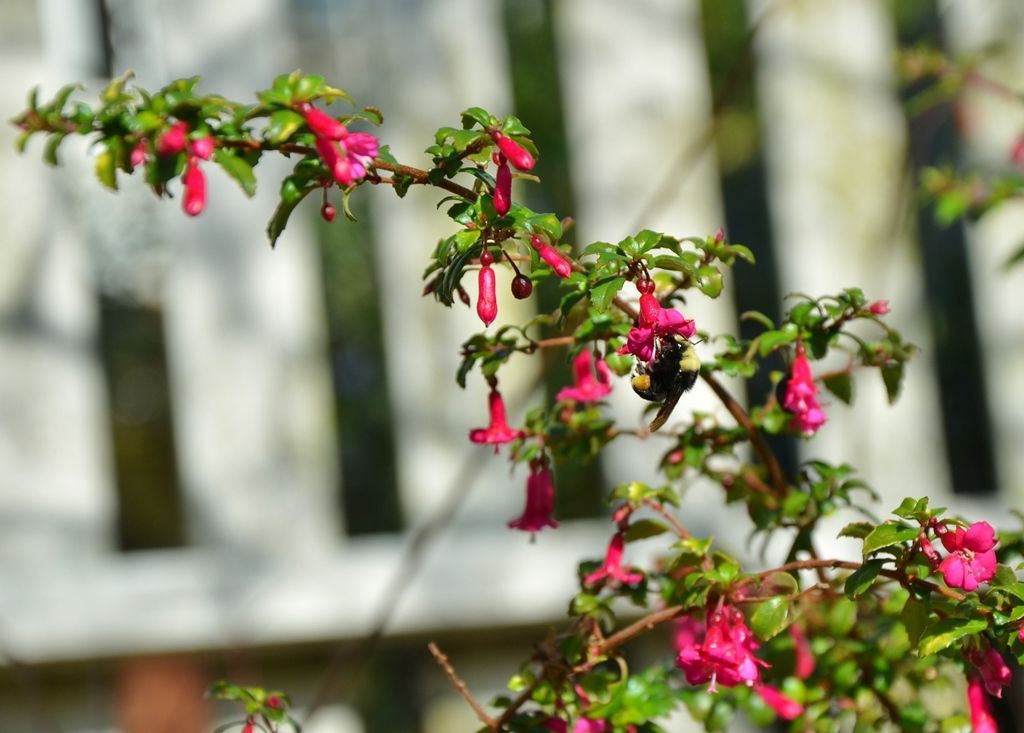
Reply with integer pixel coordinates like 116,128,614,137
648,383,684,432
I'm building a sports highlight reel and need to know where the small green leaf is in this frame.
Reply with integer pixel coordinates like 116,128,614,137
751,596,789,640
844,559,883,598
589,276,625,313
827,598,858,635
862,521,918,555
267,184,314,248
918,617,988,657
213,149,257,197
695,265,723,298
823,373,853,404
43,132,68,166
461,106,492,129
623,519,668,542
95,146,117,190
265,109,305,145
837,521,873,540
740,310,775,329
881,362,904,404
758,324,799,356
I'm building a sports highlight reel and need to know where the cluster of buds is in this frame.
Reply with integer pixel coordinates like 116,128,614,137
488,129,534,216
472,236,571,328
143,120,215,217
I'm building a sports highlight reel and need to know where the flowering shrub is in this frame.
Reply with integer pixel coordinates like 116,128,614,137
13,70,1024,733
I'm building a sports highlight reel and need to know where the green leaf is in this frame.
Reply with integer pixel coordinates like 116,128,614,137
740,310,775,330
695,265,723,298
589,276,625,313
42,132,68,166
844,559,883,598
918,617,988,657
838,522,873,540
95,146,117,190
267,184,314,248
100,70,134,104
862,521,918,555
461,106,492,129
213,149,257,197
265,109,305,145
823,373,853,404
623,519,669,542
881,362,905,404
758,323,799,356
751,597,789,640
827,598,858,635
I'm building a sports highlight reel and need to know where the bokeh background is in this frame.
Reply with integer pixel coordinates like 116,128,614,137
2,0,1024,731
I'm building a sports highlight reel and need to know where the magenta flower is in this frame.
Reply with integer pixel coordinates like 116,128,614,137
490,130,535,171
867,299,890,315
937,521,998,592
782,346,826,436
182,161,206,217
298,102,347,140
476,249,498,326
529,235,572,279
584,532,643,587
508,461,558,533
619,326,656,362
755,684,804,720
675,606,768,692
314,129,379,187
966,645,1012,697
557,350,613,403
468,389,522,449
618,282,696,362
494,156,511,216
967,675,999,733
156,120,188,157
789,624,815,680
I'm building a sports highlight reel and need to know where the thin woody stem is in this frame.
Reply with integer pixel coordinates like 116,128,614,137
427,642,498,729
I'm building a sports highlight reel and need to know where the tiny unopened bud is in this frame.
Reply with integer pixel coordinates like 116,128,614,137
511,274,533,299
321,202,336,222
867,300,890,315
714,227,725,243
190,135,215,160
490,131,534,171
156,121,189,157
479,248,494,266
493,160,511,216
130,139,148,168
266,695,282,709
182,161,206,217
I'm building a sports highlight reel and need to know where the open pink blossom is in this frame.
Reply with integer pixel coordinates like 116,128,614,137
557,350,612,403
468,389,522,450
584,532,643,587
755,684,804,720
342,132,379,180
966,645,1012,697
782,346,826,436
618,326,656,362
508,461,558,533
937,521,998,592
675,606,768,692
968,675,999,733
618,283,696,362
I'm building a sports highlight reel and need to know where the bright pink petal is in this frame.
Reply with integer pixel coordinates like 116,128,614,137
964,521,998,553
756,684,804,720
939,554,966,589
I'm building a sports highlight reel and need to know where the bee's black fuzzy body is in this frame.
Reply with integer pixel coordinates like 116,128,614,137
630,335,700,431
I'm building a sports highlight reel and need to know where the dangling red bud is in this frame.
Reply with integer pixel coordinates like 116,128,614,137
490,131,535,171
511,274,533,299
493,160,511,216
477,249,497,326
321,202,336,222
156,121,189,157
529,235,572,278
182,160,206,217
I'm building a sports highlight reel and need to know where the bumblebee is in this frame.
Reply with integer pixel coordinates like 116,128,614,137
631,335,700,432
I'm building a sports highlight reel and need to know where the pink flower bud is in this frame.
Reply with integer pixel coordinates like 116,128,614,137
755,684,804,721
867,300,890,315
298,102,347,140
529,235,571,278
190,135,215,160
321,202,336,222
493,160,511,216
490,131,534,171
1012,134,1024,168
242,719,256,733
266,695,282,709
714,227,725,243
156,121,189,157
477,250,497,326
130,139,148,168
182,161,206,217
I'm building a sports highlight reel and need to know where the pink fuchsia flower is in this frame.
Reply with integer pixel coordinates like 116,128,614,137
675,606,768,692
189,134,215,161
342,132,379,180
182,161,206,217
754,684,804,720
966,645,1012,697
584,531,643,587
529,235,572,279
557,350,613,403
468,388,522,449
867,299,890,315
936,521,998,592
490,130,535,171
574,719,609,733
782,346,826,436
297,101,347,140
493,156,511,216
967,675,999,733
789,624,815,680
156,120,188,157
619,326,656,362
476,249,498,326
508,460,558,533
618,281,696,361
